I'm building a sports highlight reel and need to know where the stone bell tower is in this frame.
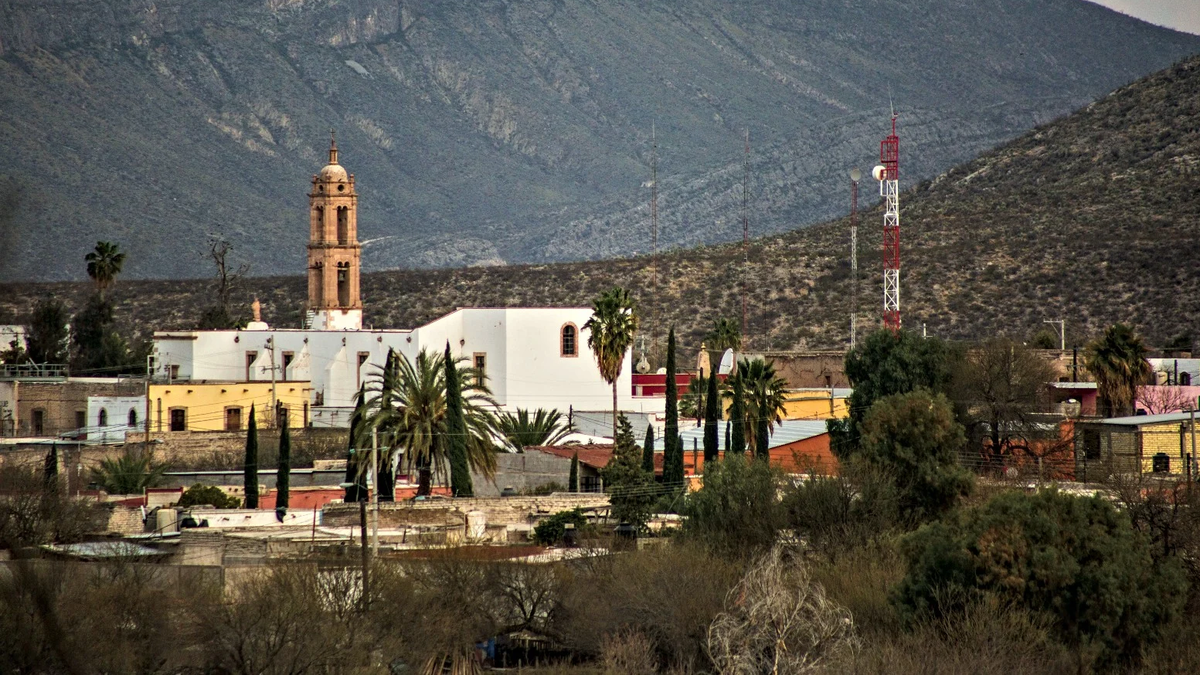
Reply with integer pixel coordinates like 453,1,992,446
307,131,362,331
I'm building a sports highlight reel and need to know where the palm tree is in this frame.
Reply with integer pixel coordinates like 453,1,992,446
495,408,571,451
1085,324,1152,417
91,448,167,495
583,287,639,440
85,241,126,298
733,358,788,459
706,317,742,352
358,348,498,496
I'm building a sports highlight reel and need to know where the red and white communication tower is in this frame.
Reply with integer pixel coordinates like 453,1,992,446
873,115,901,331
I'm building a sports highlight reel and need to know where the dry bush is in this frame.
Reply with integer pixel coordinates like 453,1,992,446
0,466,105,547
601,630,658,674
558,542,741,671
707,545,859,674
837,597,1074,675
808,542,905,636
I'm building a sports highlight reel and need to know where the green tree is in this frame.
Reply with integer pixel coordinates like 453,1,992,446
84,241,125,299
70,295,134,374
360,348,497,497
950,338,1057,464
679,372,709,423
682,454,782,557
91,449,167,495
583,287,639,440
276,406,290,511
858,390,972,521
0,337,25,364
1085,324,1152,417
495,408,570,452
642,424,655,475
569,451,579,492
829,329,953,459
663,329,683,489
894,489,1186,670
44,444,58,488
244,405,259,509
703,369,720,463
1030,328,1058,349
705,317,742,352
25,296,69,364
732,358,787,460
177,484,240,509
602,415,656,529
727,375,747,455
444,342,474,497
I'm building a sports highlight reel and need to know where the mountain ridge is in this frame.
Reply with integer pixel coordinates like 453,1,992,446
1,0,1197,281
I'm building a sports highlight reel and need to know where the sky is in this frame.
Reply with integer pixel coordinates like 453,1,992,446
1087,0,1200,35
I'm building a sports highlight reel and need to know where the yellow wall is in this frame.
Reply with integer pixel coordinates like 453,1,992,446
149,382,312,431
1138,420,1192,475
782,391,849,421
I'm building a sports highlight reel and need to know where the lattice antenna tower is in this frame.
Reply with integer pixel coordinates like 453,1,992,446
875,113,901,332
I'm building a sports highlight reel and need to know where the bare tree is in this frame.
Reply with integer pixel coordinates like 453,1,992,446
707,545,859,674
199,238,250,329
1137,385,1195,415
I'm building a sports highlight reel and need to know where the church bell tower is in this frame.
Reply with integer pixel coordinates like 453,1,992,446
307,131,362,331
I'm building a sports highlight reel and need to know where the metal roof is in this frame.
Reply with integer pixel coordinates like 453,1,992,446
42,541,169,559
1099,411,1198,426
665,419,829,452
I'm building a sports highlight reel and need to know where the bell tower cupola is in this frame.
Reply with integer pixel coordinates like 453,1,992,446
306,130,363,330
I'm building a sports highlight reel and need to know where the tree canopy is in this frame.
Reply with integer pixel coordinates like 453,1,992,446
1085,323,1152,417
583,287,639,440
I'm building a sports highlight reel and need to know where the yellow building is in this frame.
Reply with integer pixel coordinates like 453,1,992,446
781,388,851,421
1075,411,1199,478
149,381,313,432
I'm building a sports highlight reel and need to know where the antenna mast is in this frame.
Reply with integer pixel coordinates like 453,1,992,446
651,123,659,352
849,168,861,348
879,114,901,332
741,129,749,346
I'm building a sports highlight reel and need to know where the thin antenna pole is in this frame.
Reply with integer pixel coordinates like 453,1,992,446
651,123,659,353
742,129,749,347
850,175,859,349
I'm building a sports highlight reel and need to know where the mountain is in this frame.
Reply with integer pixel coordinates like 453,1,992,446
0,0,1197,282
2,54,1198,356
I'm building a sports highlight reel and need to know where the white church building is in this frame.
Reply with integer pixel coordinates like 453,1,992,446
152,137,654,428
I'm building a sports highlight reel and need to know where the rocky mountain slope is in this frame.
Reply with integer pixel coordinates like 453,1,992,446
0,0,1197,281
3,54,1198,357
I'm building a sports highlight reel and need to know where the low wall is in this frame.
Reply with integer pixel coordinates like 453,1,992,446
322,493,611,529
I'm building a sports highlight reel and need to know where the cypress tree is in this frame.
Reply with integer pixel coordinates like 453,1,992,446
642,424,655,476
445,342,474,497
730,375,747,455
663,328,683,488
724,422,731,454
43,443,58,489
276,406,290,511
703,368,720,463
244,405,258,508
377,454,395,502
756,416,770,461
569,451,579,492
343,386,366,503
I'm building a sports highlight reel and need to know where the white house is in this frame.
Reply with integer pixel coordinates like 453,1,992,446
153,307,660,429
85,395,147,443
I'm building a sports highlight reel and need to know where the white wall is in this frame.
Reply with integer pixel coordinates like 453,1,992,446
86,395,147,443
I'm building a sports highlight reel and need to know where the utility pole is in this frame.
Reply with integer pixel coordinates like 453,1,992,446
359,497,369,612
266,338,278,425
651,122,658,355
849,168,861,349
144,352,153,455
742,129,750,347
1190,408,1196,489
370,427,379,556
1043,319,1065,351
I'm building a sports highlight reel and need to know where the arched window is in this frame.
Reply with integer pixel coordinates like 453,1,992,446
1181,372,1193,386
98,408,108,427
313,206,324,241
561,323,578,357
337,207,349,245
128,408,138,428
337,262,350,306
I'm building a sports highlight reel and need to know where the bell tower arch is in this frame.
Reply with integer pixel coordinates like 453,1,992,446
306,131,362,330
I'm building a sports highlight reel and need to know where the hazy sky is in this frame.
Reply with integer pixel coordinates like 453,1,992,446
1087,0,1200,35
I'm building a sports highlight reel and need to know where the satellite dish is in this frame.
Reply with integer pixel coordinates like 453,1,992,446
717,349,735,376
636,355,651,374
872,165,886,181
849,168,862,182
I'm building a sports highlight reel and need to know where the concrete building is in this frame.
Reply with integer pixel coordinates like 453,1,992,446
85,395,146,443
0,375,143,438
148,381,312,432
1075,411,1200,480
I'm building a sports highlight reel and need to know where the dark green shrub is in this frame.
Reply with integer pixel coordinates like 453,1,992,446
681,454,783,557
533,508,589,545
177,484,241,509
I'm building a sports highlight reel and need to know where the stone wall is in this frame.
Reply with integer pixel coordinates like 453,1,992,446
126,427,347,468
322,493,611,529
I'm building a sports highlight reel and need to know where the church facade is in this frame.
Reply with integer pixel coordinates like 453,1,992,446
152,138,655,428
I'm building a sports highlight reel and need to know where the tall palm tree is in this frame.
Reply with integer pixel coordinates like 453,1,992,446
706,317,742,352
358,348,499,496
732,358,789,459
583,287,639,440
1085,324,1152,417
495,408,572,451
84,241,126,298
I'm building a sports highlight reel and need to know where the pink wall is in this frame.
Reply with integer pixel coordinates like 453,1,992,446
1136,386,1200,415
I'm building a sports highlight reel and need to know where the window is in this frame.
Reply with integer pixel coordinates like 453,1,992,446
582,476,601,493
1083,429,1101,460
282,351,295,381
75,410,86,430
312,262,324,306
337,206,349,244
245,351,258,380
1182,373,1193,386
31,409,44,436
561,323,578,357
1153,453,1171,474
98,408,108,427
169,408,187,432
169,364,180,381
128,408,138,428
337,263,350,306
357,352,370,387
225,407,242,432
473,353,487,385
